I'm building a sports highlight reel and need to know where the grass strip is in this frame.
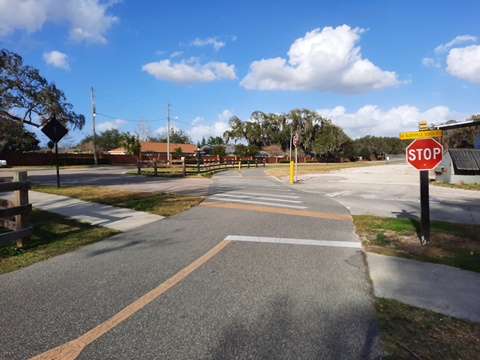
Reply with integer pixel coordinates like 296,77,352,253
0,209,120,274
375,298,480,359
32,185,204,217
354,215,480,273
433,182,480,191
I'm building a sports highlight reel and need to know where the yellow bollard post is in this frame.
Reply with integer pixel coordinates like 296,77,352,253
290,161,294,183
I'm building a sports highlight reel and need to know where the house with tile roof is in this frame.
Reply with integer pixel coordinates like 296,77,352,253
435,149,480,184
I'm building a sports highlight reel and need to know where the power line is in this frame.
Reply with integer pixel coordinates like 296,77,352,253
95,112,167,123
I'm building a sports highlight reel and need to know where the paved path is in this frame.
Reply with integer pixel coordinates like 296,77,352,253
0,168,383,359
1,166,479,359
289,163,480,225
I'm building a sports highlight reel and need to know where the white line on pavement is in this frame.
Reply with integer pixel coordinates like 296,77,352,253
225,235,362,249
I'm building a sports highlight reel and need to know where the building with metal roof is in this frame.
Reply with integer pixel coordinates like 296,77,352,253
435,149,480,184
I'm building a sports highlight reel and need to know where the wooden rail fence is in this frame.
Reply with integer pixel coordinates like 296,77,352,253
0,171,32,247
137,158,266,176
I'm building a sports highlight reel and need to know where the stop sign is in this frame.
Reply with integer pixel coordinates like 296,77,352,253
406,138,443,170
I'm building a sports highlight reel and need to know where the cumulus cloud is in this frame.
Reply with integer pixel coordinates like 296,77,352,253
434,35,477,53
192,116,204,125
217,109,233,121
316,105,463,139
96,118,127,132
446,45,480,82
189,121,230,144
240,25,399,94
186,110,233,143
0,0,119,44
142,58,236,84
43,50,70,69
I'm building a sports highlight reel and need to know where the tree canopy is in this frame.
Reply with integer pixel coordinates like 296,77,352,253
437,115,480,150
0,119,40,153
223,108,413,160
149,128,192,144
77,128,123,152
0,49,85,130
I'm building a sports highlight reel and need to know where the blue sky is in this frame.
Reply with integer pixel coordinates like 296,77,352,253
1,0,479,147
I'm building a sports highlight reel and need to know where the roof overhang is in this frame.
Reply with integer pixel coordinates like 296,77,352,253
435,120,480,130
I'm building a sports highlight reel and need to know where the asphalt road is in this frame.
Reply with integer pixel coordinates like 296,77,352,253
286,163,480,225
0,167,382,359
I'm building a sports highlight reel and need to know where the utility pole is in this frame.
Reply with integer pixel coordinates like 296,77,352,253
167,103,170,164
90,86,98,165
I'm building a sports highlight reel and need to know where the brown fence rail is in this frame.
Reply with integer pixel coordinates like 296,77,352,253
137,158,266,176
0,171,32,247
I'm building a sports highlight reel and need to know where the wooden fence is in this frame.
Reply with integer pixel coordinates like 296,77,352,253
137,158,266,176
0,171,32,247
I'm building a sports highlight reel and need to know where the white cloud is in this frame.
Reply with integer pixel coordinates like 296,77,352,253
188,121,229,144
446,45,480,82
43,50,70,69
421,57,440,68
316,105,464,139
218,109,233,121
240,25,399,94
434,35,477,53
0,0,119,44
192,116,204,125
170,51,183,58
191,37,226,51
96,118,127,132
186,110,233,143
142,58,236,84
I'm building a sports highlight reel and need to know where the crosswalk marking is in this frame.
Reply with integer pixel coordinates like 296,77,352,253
208,197,308,209
212,193,303,204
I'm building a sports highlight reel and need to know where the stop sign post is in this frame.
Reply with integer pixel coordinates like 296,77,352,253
405,138,443,245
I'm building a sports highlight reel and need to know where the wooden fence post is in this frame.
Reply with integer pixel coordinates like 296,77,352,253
14,171,29,247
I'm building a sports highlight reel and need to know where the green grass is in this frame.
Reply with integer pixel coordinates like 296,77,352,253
0,209,120,274
375,298,480,359
354,215,480,273
434,181,480,191
1,186,204,274
32,185,204,217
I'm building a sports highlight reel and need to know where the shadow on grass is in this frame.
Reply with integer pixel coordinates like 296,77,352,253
392,209,422,240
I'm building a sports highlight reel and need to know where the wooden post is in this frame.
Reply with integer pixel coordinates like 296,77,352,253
154,159,158,176
14,171,29,247
182,158,186,176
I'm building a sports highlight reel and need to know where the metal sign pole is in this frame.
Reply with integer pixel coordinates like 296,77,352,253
420,170,430,244
53,121,61,188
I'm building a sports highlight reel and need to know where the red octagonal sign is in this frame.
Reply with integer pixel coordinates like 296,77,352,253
406,138,443,170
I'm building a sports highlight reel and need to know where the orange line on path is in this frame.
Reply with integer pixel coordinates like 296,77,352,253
30,240,232,360
201,201,352,221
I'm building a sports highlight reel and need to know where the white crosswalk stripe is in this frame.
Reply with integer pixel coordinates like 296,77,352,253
209,177,306,209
